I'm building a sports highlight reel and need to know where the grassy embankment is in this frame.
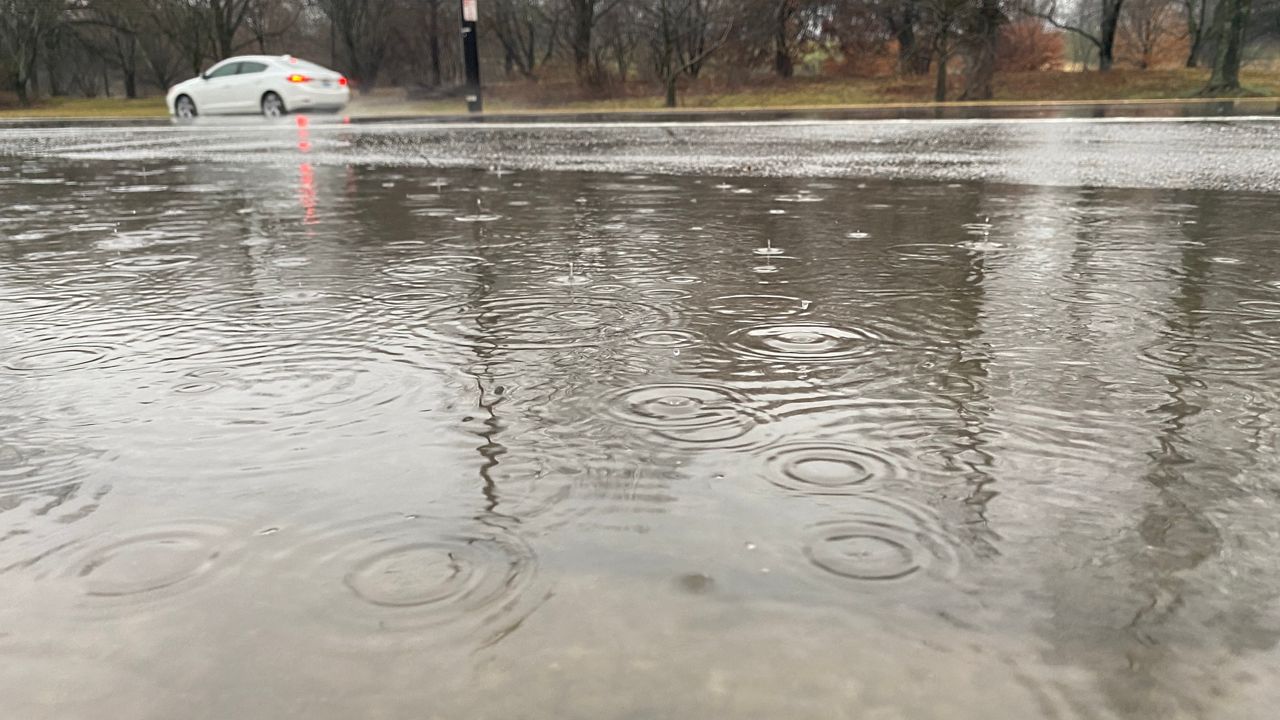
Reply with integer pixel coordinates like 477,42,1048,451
2,69,1278,119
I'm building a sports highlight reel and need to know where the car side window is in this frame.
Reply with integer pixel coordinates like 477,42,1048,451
206,63,240,79
238,62,267,75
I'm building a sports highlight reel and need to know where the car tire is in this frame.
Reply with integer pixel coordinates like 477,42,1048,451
174,95,197,121
261,92,286,118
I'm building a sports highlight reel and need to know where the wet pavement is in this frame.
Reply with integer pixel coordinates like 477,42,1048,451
3,117,1280,719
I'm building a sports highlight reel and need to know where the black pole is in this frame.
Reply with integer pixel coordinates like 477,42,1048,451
461,0,483,113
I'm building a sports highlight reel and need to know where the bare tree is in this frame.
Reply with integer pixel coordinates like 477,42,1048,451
773,0,798,76
204,0,256,59
493,0,555,79
1181,0,1211,66
639,0,733,106
597,0,642,81
1023,0,1128,70
144,0,210,75
138,22,182,88
564,0,628,87
877,0,932,74
1204,0,1252,93
244,0,303,54
419,0,446,86
0,0,63,103
920,0,968,100
958,0,1004,99
316,0,398,92
72,0,152,98
1120,0,1178,68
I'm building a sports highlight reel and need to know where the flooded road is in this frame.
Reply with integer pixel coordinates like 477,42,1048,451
3,118,1280,719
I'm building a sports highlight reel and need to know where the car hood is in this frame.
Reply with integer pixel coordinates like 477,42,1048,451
167,77,201,97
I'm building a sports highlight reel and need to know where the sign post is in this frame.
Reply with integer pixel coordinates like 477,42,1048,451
461,0,482,113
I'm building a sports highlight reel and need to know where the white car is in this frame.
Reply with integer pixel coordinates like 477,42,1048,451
167,55,349,119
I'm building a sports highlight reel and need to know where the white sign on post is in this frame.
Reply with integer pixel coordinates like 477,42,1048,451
463,0,478,22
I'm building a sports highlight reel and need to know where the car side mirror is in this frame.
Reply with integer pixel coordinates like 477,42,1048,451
201,72,210,80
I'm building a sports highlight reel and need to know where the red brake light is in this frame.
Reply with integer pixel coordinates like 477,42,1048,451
338,77,347,86
287,74,311,83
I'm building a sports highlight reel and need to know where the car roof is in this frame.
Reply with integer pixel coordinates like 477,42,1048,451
217,55,318,65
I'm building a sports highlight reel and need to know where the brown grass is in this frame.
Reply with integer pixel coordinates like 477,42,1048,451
3,69,1278,119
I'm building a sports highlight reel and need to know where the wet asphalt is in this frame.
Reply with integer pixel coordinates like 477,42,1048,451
2,111,1279,193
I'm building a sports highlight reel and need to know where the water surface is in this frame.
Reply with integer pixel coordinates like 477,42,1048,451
3,120,1280,719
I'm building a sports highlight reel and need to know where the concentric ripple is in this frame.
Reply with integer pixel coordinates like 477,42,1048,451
762,442,903,494
454,213,502,223
726,323,883,362
632,329,702,348
708,294,813,319
1140,339,1276,377
1047,287,1140,306
421,294,669,350
382,254,485,280
197,293,377,335
371,288,457,308
605,383,774,448
106,254,197,271
62,520,239,614
888,243,970,263
0,441,92,498
281,515,538,643
802,498,958,583
4,344,113,372
47,271,144,290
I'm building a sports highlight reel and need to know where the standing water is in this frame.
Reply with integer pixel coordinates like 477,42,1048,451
2,120,1280,720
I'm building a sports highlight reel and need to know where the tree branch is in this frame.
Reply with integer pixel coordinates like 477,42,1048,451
1021,3,1103,48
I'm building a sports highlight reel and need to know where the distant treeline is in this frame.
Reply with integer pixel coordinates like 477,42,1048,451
2,0,1277,105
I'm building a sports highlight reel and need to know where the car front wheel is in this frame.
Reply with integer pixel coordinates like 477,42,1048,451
174,95,197,120
261,92,286,118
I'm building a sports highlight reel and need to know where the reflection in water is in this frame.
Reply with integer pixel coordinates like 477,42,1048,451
2,149,1280,719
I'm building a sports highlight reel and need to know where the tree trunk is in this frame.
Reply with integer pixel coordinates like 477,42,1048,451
1205,0,1252,93
1098,0,1125,71
571,0,595,86
774,1,793,78
215,27,234,61
14,71,29,105
428,2,442,86
960,0,1000,101
124,70,137,99
524,19,537,77
895,23,919,75
665,75,677,107
934,52,947,102
330,16,337,67
47,59,63,96
1184,0,1203,68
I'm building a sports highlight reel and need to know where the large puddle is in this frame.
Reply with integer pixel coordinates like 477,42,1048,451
3,121,1280,719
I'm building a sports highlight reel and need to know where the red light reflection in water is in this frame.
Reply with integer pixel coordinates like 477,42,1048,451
295,115,311,152
296,116,316,224
299,163,317,224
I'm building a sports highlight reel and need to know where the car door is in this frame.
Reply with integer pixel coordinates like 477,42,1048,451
225,61,269,114
199,61,242,113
